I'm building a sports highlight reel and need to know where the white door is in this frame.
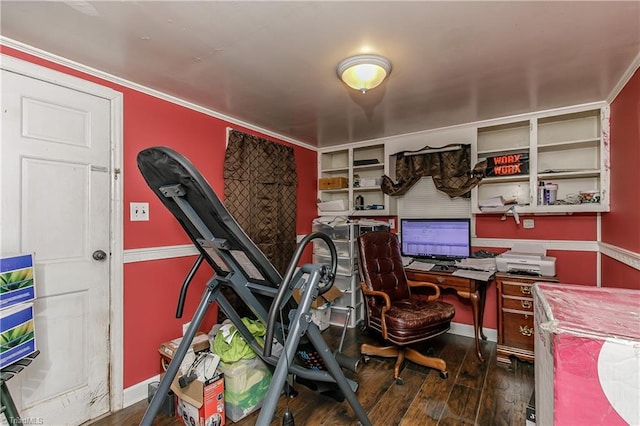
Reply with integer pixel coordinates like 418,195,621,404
1,68,112,425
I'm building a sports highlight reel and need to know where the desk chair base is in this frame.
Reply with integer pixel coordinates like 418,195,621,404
361,343,448,384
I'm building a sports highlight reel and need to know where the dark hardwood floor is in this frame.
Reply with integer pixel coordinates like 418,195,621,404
91,325,534,425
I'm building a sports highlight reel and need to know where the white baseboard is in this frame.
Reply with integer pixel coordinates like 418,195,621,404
123,374,161,408
449,322,497,343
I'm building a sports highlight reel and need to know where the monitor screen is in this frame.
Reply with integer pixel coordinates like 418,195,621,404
400,218,471,260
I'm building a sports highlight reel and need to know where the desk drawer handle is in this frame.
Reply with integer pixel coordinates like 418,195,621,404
437,276,446,283
521,300,532,309
520,325,534,337
520,286,532,295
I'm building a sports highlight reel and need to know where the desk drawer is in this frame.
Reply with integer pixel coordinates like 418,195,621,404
502,296,534,313
501,280,535,297
407,271,471,293
502,311,534,351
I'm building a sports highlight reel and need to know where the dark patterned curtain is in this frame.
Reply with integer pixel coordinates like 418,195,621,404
224,130,298,275
381,144,485,198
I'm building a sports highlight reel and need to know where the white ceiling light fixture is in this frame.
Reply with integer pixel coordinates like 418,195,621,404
337,54,392,93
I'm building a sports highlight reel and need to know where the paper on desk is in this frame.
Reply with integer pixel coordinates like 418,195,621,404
452,269,494,281
455,258,497,271
406,262,435,272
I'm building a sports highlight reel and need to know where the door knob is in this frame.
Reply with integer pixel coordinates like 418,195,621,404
92,250,108,261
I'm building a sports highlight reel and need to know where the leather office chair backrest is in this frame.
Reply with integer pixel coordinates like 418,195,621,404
358,231,411,322
357,231,410,305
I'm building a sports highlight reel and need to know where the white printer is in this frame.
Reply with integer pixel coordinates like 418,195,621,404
496,242,556,276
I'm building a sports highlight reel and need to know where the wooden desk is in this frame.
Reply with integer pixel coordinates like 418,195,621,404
405,268,489,361
495,273,558,365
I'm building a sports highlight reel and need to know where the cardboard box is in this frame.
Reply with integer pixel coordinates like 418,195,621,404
319,177,348,190
0,302,36,369
293,284,343,309
159,332,211,361
218,357,271,422
534,283,640,426
0,253,36,310
173,372,225,426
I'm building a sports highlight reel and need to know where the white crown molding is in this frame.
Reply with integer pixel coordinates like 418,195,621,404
123,244,199,263
1,37,317,152
472,238,599,252
608,51,640,104
599,242,640,271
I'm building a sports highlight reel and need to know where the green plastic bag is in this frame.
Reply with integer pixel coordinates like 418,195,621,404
213,318,266,363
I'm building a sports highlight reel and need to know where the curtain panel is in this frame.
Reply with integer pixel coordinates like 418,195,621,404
381,144,485,198
224,130,298,276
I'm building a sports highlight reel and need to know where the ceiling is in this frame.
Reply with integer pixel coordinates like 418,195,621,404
1,1,639,148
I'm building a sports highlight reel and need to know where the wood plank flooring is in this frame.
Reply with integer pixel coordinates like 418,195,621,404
90,326,534,425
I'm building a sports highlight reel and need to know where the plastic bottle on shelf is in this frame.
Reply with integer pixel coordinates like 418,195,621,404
537,181,545,205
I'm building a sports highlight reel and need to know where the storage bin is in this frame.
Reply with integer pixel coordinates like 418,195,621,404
329,304,363,329
332,290,362,309
313,240,354,258
218,357,272,422
311,304,331,331
331,275,353,292
312,254,355,276
312,221,357,240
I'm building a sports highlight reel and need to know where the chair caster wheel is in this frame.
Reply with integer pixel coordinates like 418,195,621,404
395,377,404,385
439,371,449,379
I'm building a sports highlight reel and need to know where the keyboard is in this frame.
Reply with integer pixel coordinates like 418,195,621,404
414,258,456,267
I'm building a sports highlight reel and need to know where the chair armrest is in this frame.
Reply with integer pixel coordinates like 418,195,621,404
360,282,391,338
407,280,441,301
360,282,391,309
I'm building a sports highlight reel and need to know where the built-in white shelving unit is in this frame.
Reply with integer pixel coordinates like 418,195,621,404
317,143,396,216
472,104,609,214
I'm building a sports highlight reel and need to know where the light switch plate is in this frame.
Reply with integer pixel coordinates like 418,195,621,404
130,202,149,221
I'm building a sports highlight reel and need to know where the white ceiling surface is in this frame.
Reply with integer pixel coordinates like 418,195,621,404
1,1,639,148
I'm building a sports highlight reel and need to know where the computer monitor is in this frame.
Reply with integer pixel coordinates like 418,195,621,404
400,218,471,260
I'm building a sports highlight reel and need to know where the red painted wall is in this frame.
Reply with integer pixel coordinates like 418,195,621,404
601,256,640,290
476,214,597,242
474,213,600,331
1,46,318,388
602,68,640,288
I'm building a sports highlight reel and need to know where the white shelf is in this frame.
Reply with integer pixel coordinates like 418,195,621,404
479,175,530,184
318,143,395,216
353,163,384,171
318,188,349,193
472,105,609,214
321,166,349,173
537,169,600,180
478,147,529,156
537,137,600,151
353,186,383,192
